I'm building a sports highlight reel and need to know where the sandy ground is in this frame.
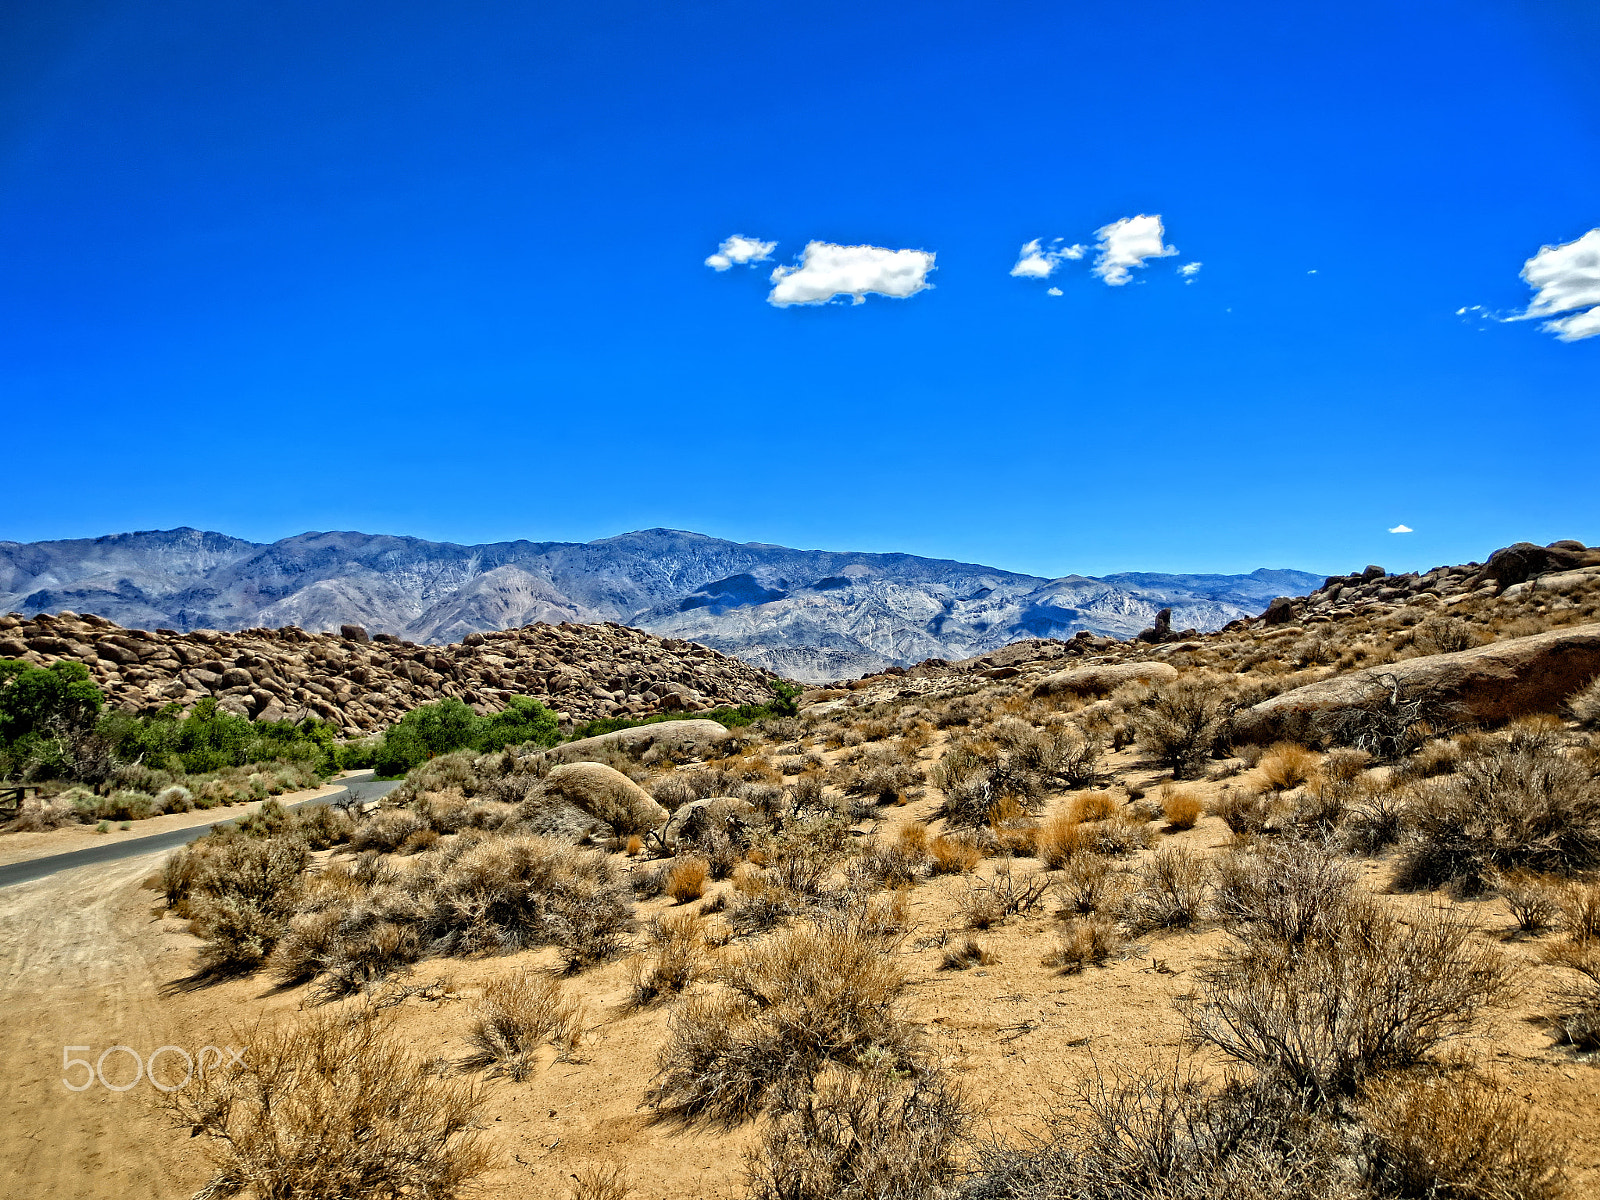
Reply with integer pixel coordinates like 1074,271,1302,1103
0,777,357,867
4,744,1598,1200
0,852,213,1199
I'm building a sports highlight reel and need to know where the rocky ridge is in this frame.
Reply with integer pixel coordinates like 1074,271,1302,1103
804,539,1600,715
0,527,1322,681
0,612,779,734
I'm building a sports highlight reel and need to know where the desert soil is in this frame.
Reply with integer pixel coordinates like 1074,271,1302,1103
4,750,1599,1199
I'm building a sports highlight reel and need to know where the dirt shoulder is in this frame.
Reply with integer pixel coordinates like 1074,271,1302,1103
0,852,215,1200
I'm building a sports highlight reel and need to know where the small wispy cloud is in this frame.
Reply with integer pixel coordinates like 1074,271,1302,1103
1178,261,1202,283
1515,228,1600,341
1092,214,1178,286
767,242,936,307
1010,238,1086,279
1046,287,1063,297
1388,524,1414,534
705,235,776,271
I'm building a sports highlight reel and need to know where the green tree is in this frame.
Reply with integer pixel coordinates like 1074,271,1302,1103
475,695,559,753
0,659,104,743
373,698,482,778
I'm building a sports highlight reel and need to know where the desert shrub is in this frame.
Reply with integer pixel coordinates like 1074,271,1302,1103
425,836,634,970
631,910,708,1006
1550,956,1600,1051
957,862,1050,929
960,1066,1344,1200
568,1163,630,1200
461,970,586,1080
1132,675,1234,779
1343,790,1408,856
940,937,994,970
1559,880,1600,941
849,836,930,890
163,1008,491,1200
1056,853,1118,916
1188,902,1514,1097
667,855,711,903
155,783,194,813
1161,785,1204,830
1119,847,1208,935
1572,674,1600,728
1495,868,1563,934
1078,810,1157,856
745,1065,969,1200
1395,740,1600,893
1360,1073,1566,1200
648,918,917,1123
294,803,354,849
1211,841,1360,946
1009,724,1102,788
1256,743,1320,793
349,809,431,854
1210,788,1273,838
837,743,925,804
1045,918,1123,972
185,835,311,972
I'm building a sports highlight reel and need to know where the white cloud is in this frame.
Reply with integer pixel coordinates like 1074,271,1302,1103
767,241,935,306
1010,238,1086,279
705,234,776,271
1388,524,1413,534
1178,261,1202,283
1092,214,1177,285
1519,228,1600,341
1046,287,1063,296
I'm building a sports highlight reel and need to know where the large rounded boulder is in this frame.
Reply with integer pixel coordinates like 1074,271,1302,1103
1033,661,1179,698
548,718,732,765
541,762,669,833
1233,622,1600,744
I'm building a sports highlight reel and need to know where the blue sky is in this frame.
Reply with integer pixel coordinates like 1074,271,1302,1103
1,0,1595,580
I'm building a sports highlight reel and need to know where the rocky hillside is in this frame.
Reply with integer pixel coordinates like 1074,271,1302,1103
0,527,1322,681
813,539,1600,708
0,612,780,733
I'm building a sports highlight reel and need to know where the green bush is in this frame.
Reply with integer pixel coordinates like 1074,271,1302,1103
372,696,560,778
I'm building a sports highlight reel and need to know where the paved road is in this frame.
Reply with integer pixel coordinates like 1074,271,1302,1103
0,772,399,889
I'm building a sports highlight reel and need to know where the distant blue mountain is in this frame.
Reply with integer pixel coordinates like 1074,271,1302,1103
0,527,1324,681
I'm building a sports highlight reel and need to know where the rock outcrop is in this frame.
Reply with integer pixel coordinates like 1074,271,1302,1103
1033,661,1179,697
0,611,779,734
540,762,668,833
544,719,732,765
1233,623,1600,744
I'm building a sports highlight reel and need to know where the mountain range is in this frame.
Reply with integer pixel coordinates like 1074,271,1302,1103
0,528,1323,682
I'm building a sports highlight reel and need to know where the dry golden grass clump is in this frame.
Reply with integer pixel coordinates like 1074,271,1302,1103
928,831,982,874
1159,783,1204,830
1254,742,1321,793
163,1009,492,1200
666,855,710,903
462,970,587,1080
1069,791,1117,823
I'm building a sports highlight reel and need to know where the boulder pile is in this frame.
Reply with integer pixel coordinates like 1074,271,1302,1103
1250,540,1600,627
0,611,780,735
